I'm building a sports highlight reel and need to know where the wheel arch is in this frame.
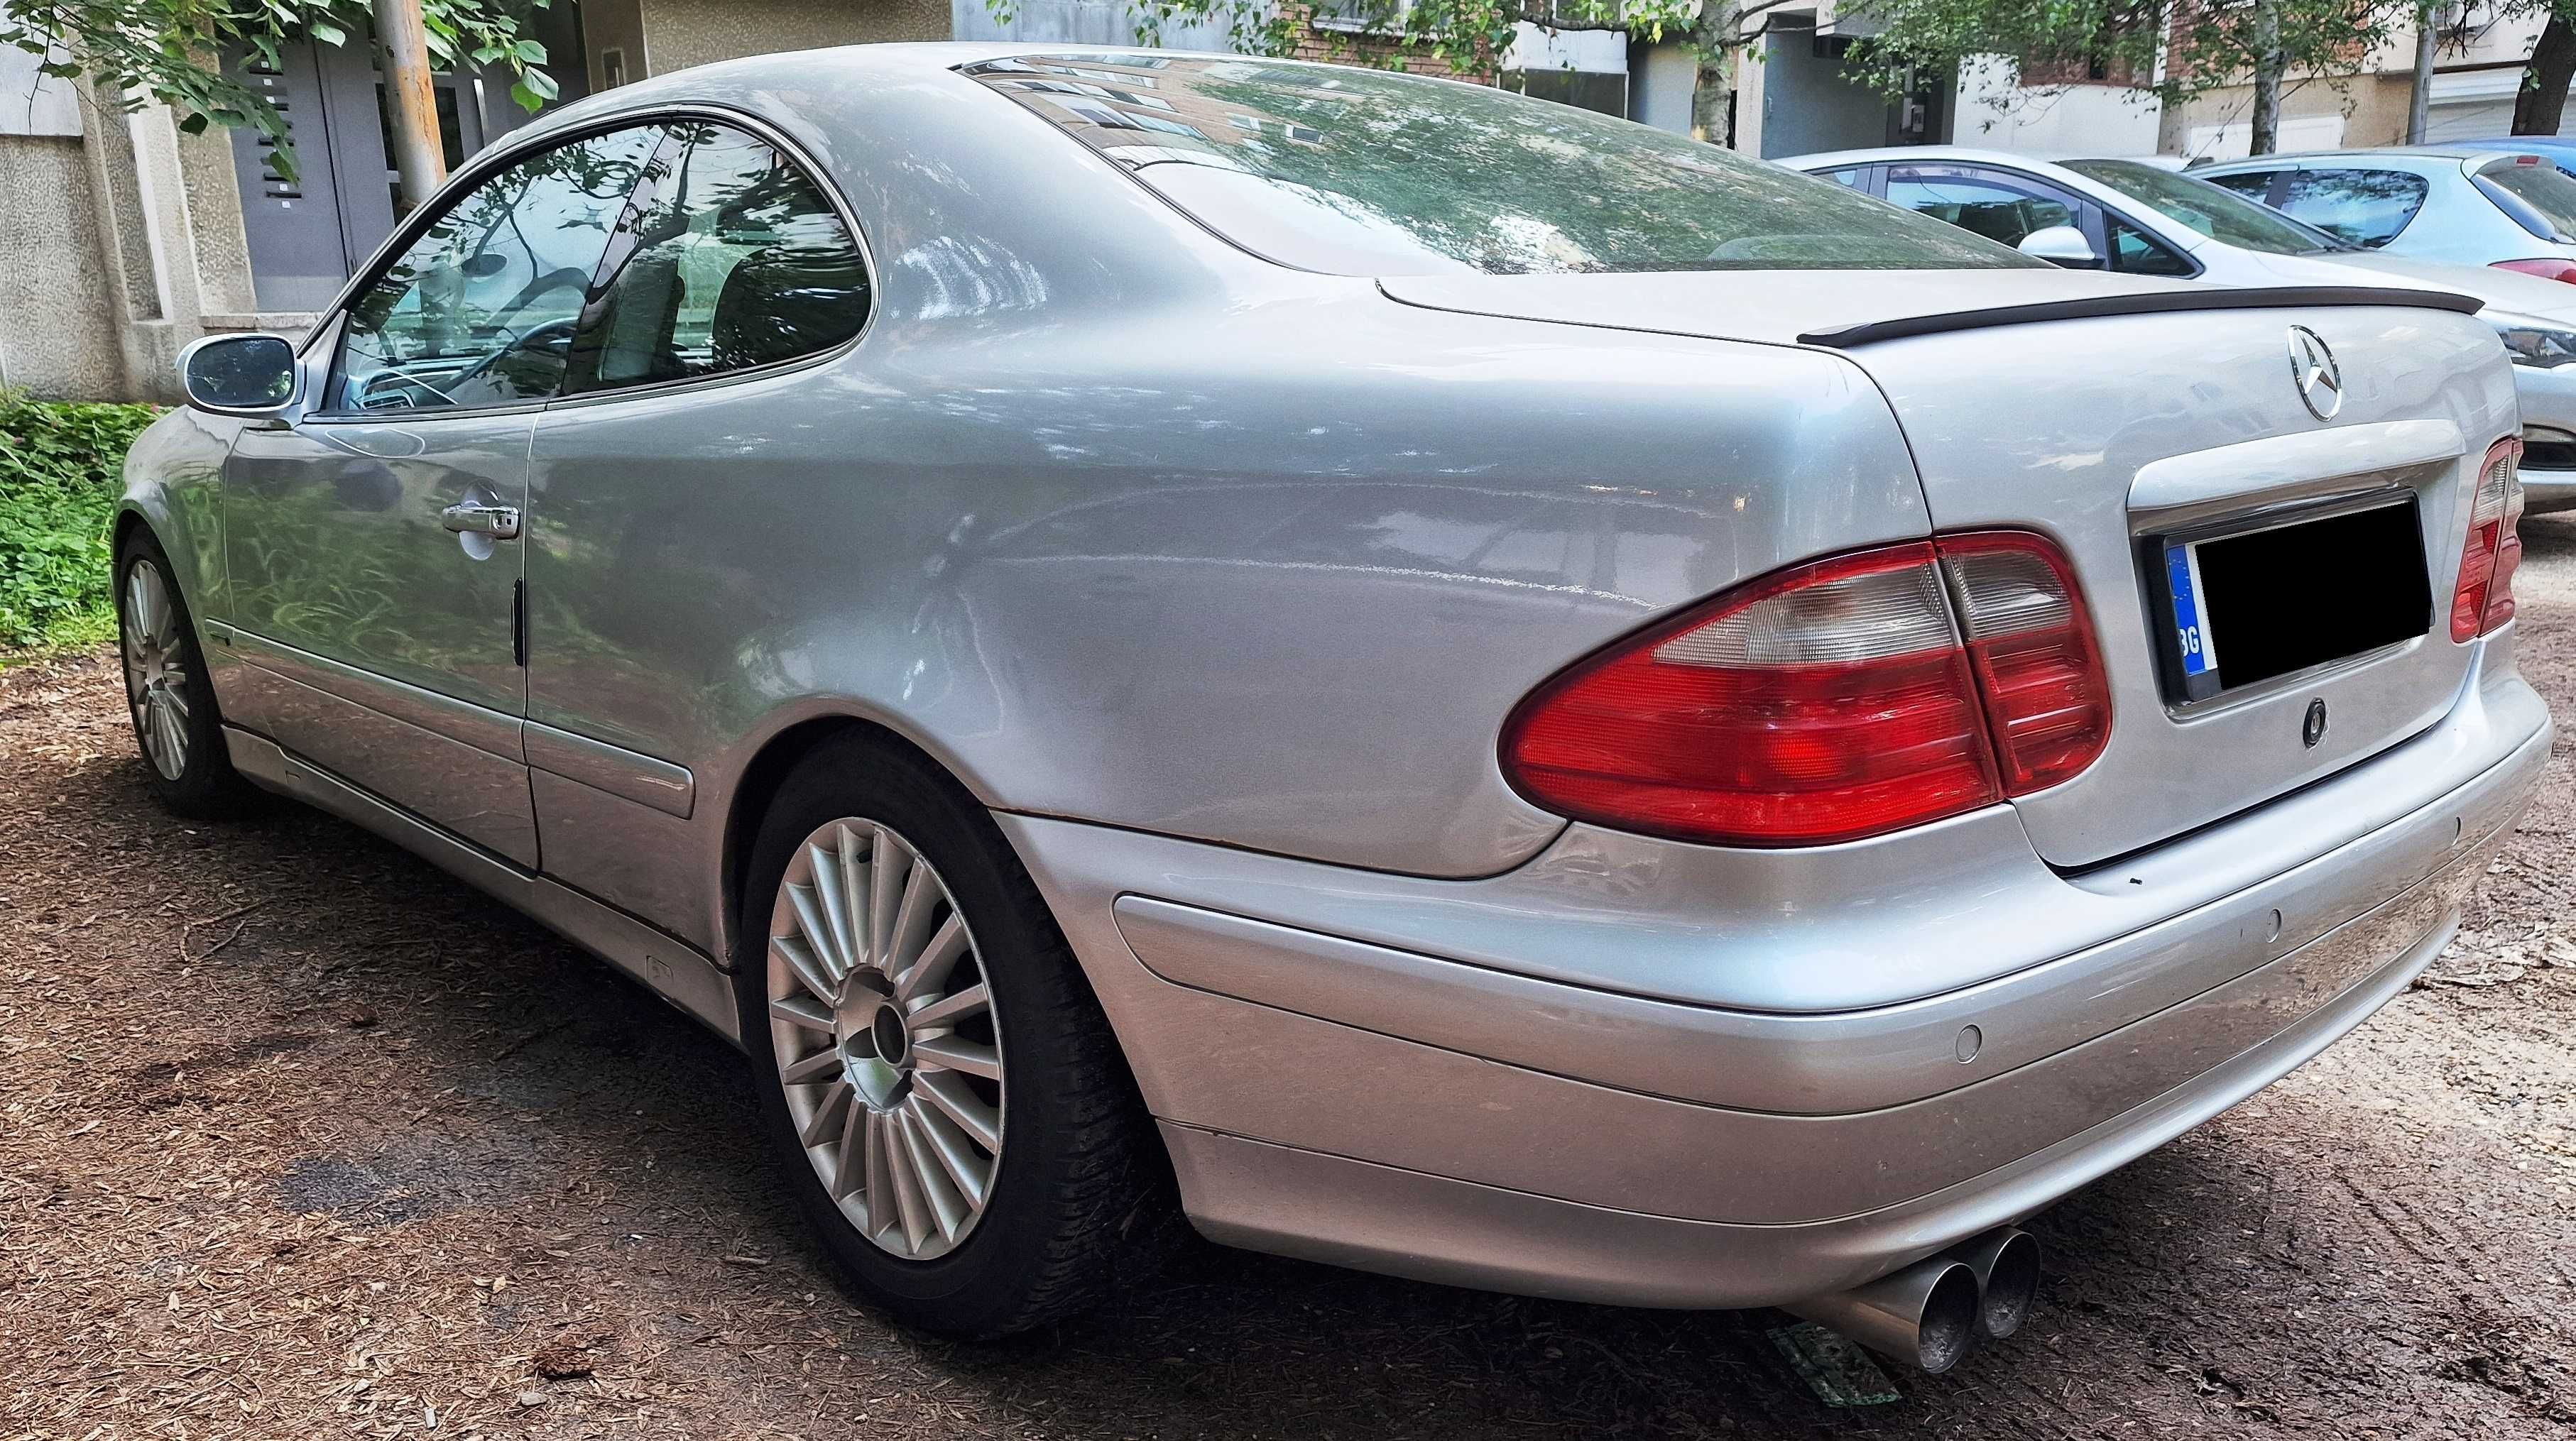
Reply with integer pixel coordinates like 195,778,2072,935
718,712,1000,969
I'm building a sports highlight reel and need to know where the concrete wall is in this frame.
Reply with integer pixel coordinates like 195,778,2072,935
0,136,128,398
1758,35,1891,158
1951,57,2163,156
638,0,950,73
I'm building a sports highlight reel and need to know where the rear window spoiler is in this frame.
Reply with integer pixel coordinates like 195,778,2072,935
1799,285,2484,349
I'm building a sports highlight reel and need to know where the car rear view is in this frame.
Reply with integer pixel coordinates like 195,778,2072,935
965,51,2553,1373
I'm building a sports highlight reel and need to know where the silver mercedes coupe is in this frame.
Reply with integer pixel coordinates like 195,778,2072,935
117,45,2550,1373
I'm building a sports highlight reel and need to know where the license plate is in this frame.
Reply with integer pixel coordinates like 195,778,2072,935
2155,495,2430,703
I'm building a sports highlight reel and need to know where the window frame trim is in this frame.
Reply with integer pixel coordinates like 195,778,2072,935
297,101,880,426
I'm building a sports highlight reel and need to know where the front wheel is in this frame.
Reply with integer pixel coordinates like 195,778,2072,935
116,533,258,819
735,734,1169,1337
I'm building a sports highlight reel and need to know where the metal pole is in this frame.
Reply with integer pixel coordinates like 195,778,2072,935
373,0,447,213
2407,1,2437,144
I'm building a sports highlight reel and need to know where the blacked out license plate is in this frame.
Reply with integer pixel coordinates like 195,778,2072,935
2158,495,2431,703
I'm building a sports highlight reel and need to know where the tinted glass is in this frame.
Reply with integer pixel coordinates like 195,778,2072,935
2202,170,2280,202
2107,217,2195,275
1882,170,2074,248
2063,159,2340,254
2274,168,2429,247
2476,158,2576,243
565,122,871,393
964,54,2034,275
332,125,661,412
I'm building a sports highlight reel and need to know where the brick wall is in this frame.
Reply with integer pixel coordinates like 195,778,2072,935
1278,2,1497,82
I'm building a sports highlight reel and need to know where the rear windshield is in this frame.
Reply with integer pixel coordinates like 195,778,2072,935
961,54,2036,275
2474,157,2576,243
2063,158,2345,255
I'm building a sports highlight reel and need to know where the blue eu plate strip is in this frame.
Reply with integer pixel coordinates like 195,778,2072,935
2164,541,2217,679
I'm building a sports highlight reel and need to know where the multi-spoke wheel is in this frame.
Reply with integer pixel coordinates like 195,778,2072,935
115,534,256,818
122,559,193,779
736,733,1170,1337
767,818,1003,1260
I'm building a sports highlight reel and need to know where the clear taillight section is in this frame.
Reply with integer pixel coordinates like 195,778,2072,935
1501,531,2110,848
2452,437,2526,642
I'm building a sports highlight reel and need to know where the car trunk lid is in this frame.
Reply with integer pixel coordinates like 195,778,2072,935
1382,273,2512,867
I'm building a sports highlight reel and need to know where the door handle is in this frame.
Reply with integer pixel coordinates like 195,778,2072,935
440,500,522,540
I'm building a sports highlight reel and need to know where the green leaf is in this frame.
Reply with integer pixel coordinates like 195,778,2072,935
513,37,547,62
310,20,346,45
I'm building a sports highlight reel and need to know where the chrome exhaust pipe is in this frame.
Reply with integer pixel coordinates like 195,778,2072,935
1784,1256,1982,1375
1947,1227,2042,1340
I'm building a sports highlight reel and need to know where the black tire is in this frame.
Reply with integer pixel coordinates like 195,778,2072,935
733,732,1171,1337
114,531,260,821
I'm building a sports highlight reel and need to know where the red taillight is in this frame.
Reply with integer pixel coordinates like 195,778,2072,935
1500,531,2110,848
2491,258,2576,284
2452,437,2526,641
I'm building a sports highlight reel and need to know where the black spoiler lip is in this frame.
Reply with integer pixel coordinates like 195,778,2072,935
1799,285,2484,349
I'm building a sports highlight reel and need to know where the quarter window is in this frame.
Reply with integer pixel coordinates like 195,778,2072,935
329,125,662,413
2278,169,2430,248
2106,217,2195,276
562,122,871,395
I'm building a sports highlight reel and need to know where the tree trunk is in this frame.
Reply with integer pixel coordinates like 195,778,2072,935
2249,0,2283,155
1690,0,1739,146
2406,1,2435,143
2516,12,2576,135
374,0,447,213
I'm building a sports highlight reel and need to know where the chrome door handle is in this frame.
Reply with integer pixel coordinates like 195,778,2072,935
440,501,522,539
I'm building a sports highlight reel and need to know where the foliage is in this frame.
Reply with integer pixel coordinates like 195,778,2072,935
1838,0,2392,121
981,0,1776,90
0,0,557,180
0,391,158,654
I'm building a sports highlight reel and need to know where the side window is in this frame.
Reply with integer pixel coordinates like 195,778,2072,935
564,122,871,395
1883,169,2076,249
2203,170,2281,204
2107,217,2195,276
331,126,663,413
2278,169,2429,248
1814,166,1869,189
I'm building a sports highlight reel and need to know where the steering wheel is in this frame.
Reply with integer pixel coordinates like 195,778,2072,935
447,317,582,393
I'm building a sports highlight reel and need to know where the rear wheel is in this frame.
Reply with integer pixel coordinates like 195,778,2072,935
116,533,257,819
735,733,1168,1337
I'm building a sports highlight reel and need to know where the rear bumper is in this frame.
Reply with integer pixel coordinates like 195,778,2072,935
1006,661,2550,1310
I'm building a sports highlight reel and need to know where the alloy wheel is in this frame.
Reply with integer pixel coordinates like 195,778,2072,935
766,818,1003,1260
121,561,192,781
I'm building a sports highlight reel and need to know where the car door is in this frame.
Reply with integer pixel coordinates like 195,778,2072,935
222,122,665,867
520,118,873,944
1881,163,2087,255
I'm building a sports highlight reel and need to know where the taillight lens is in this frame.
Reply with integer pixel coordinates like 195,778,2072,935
1938,532,2114,794
2492,258,2576,284
2452,437,2526,641
1500,531,2110,848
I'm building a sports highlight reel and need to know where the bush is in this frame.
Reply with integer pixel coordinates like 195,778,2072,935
0,391,160,653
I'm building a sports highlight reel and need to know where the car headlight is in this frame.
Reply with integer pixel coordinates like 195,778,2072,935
2489,313,2576,368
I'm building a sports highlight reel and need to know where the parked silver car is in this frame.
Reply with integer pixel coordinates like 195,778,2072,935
1784,146,2576,511
117,45,2549,1371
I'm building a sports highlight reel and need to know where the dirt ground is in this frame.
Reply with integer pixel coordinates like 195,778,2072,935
5,530,2576,1441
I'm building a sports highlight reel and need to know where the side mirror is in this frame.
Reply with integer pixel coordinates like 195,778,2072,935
2018,225,2104,269
178,333,300,417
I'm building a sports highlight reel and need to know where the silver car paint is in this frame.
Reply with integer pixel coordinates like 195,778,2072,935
118,45,2550,1309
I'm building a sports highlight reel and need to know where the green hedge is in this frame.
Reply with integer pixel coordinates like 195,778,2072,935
0,392,160,654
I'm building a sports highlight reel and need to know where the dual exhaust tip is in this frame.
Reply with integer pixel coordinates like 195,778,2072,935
1784,1228,2041,1375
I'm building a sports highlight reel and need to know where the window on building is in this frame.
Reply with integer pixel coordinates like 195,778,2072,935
2280,168,2430,248
562,122,871,395
329,124,663,412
